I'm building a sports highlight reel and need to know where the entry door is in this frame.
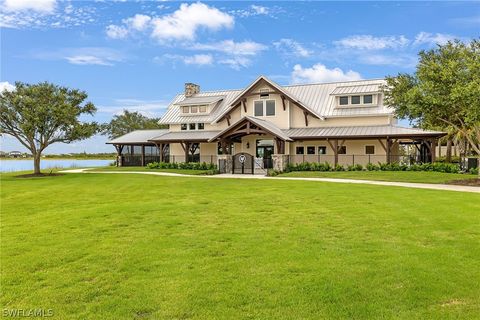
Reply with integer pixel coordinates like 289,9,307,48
256,145,274,169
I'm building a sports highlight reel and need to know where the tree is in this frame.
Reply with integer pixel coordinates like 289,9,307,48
0,82,98,175
101,110,166,139
384,39,480,163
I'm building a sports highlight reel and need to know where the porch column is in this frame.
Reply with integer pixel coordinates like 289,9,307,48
431,139,437,162
141,145,145,166
386,138,392,164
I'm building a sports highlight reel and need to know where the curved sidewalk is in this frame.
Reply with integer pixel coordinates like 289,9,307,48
60,168,480,194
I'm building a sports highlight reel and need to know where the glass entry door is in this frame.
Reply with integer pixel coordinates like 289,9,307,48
256,139,274,169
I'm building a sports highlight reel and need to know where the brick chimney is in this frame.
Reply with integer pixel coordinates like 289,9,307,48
185,83,200,97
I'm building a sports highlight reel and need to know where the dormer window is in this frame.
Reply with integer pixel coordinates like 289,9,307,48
336,94,377,107
180,104,209,115
351,96,361,105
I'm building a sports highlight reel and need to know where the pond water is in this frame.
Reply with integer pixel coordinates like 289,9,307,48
0,159,113,172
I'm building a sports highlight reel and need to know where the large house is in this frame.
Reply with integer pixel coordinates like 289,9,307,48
108,76,444,174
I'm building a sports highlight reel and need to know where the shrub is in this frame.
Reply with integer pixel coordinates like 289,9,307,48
147,162,217,171
469,167,479,175
347,164,363,171
333,164,345,171
366,163,379,171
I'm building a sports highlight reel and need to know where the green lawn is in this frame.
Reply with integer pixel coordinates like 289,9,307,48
278,170,478,184
1,173,479,319
88,166,216,175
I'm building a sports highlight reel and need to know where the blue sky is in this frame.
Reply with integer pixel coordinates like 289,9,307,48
1,0,479,154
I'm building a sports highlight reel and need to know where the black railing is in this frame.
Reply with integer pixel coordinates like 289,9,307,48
285,154,418,166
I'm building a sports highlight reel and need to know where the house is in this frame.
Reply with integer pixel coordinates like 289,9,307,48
107,76,445,173
8,151,24,158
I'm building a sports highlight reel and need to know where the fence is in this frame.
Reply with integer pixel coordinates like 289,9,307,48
120,154,219,166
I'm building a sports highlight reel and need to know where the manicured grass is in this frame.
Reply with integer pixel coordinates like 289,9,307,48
88,166,216,175
1,173,479,319
278,170,479,184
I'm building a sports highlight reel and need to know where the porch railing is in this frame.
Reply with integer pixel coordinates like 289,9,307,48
285,154,420,167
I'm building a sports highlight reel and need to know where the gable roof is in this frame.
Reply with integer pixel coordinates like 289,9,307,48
159,77,391,124
213,76,323,123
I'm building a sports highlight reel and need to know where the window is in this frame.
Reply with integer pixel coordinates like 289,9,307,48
254,101,264,116
266,100,275,116
363,95,373,104
199,105,207,113
307,146,315,155
182,106,189,113
351,96,361,104
260,93,269,99
365,145,375,154
318,146,327,154
191,106,198,113
181,123,187,130
198,123,205,130
217,142,234,155
296,146,305,155
339,96,349,105
189,123,196,130
337,146,347,154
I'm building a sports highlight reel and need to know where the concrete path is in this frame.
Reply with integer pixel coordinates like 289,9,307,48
60,168,480,194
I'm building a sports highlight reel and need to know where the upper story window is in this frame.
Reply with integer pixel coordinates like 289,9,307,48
181,123,205,131
337,94,376,107
180,105,208,115
254,100,276,117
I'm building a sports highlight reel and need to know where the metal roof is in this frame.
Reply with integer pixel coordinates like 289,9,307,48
174,95,225,106
107,129,169,144
159,77,392,124
149,130,221,142
331,83,383,95
159,90,241,124
283,125,445,139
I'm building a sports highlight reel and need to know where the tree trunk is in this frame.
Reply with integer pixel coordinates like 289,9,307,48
446,138,452,163
33,152,41,175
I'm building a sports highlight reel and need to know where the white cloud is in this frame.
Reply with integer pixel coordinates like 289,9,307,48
192,40,267,55
2,0,56,13
106,25,129,39
32,47,125,66
335,35,410,50
291,63,362,84
65,55,114,66
359,54,417,67
413,32,457,46
125,14,151,31
0,81,15,93
183,54,213,65
251,5,269,15
273,38,312,58
155,53,213,66
219,56,251,70
150,2,233,42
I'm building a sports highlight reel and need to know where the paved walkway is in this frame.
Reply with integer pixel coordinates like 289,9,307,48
60,168,480,194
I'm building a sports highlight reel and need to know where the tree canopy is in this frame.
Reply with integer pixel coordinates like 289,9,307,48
384,39,480,158
0,81,98,174
101,110,167,139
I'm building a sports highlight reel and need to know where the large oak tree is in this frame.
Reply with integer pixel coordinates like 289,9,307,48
384,39,480,163
0,82,98,174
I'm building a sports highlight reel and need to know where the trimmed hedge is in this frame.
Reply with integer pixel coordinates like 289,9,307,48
284,161,467,174
147,161,217,171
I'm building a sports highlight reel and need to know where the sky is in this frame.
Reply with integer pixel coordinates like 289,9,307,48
1,0,479,154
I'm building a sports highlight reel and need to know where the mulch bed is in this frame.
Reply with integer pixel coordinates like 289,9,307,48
447,178,480,186
15,173,65,178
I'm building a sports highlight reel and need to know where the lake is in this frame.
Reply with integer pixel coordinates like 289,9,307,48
0,159,113,172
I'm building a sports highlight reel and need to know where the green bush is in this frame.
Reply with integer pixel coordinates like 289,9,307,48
366,163,379,171
469,167,479,175
147,162,217,171
347,164,363,171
